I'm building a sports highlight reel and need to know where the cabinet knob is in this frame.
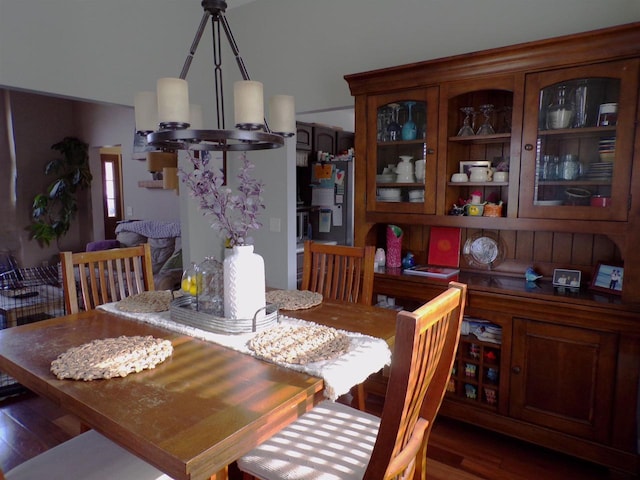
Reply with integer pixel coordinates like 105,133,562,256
524,144,534,151
512,366,521,374
426,148,435,155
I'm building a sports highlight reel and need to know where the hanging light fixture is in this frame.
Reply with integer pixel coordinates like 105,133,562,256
134,0,295,152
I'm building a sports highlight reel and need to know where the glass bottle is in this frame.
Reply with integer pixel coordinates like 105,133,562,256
181,262,200,299
546,85,574,130
198,256,224,316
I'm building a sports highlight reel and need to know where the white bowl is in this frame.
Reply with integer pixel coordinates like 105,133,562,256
378,188,401,198
376,174,395,183
408,189,424,200
451,173,469,183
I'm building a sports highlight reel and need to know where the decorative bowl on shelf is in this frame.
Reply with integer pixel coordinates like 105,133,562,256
376,174,395,183
565,187,591,206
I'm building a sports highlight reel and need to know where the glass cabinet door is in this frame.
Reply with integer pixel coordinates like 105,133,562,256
367,88,438,214
519,59,638,221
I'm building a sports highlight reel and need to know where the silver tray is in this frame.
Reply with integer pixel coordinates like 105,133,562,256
170,296,279,335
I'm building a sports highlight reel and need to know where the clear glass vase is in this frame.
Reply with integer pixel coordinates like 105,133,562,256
198,256,224,316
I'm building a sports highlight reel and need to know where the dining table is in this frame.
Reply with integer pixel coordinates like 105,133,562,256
0,298,398,480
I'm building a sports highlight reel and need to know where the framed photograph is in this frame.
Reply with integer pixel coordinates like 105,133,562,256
459,160,491,175
552,268,582,288
589,262,624,295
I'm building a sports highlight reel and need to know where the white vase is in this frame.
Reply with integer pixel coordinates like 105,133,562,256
223,245,266,321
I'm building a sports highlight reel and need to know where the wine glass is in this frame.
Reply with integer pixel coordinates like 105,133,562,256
386,103,402,141
401,101,417,140
457,107,475,136
476,104,495,135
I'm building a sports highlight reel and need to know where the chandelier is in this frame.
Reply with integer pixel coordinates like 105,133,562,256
134,0,295,152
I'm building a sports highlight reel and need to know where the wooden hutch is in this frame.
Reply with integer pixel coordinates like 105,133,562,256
345,23,640,476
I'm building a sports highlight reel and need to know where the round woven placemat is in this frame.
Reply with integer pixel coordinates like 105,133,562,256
116,291,176,313
248,325,349,365
51,335,173,381
266,290,322,310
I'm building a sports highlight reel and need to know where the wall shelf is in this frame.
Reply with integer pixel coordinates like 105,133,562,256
137,180,163,189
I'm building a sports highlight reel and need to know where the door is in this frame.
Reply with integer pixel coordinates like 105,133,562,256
518,59,639,220
101,152,123,239
368,87,439,214
510,318,617,442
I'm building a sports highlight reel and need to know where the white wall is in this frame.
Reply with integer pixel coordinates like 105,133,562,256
74,101,181,233
1,0,637,284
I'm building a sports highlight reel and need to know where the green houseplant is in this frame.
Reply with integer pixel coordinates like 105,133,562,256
29,137,92,247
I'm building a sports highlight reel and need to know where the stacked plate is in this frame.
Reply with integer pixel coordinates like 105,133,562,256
408,189,424,203
583,162,613,181
598,137,616,162
377,187,401,202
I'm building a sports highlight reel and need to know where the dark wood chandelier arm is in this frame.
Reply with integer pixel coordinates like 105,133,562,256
179,12,211,80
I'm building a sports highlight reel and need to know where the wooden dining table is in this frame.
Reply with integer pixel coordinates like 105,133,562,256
0,299,397,480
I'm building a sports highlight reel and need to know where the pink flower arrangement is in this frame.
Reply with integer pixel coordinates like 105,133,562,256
180,152,265,247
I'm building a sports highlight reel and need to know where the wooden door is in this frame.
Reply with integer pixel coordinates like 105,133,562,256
510,318,617,443
101,153,123,239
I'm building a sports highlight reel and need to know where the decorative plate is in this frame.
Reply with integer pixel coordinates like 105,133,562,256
463,233,506,268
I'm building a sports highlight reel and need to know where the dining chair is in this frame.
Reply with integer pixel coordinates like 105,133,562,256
1,429,171,480
60,243,155,314
301,240,375,306
237,281,467,480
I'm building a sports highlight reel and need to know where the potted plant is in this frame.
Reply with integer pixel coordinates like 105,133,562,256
29,137,92,247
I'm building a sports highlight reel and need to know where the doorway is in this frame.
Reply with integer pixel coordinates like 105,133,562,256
100,147,124,239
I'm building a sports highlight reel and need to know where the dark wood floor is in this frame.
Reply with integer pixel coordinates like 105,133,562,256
0,388,617,479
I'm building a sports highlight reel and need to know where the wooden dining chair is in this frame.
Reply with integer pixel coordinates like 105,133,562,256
237,281,467,480
60,243,155,314
301,240,375,306
2,429,171,480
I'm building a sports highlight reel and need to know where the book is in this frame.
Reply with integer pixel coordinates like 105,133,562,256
403,265,460,279
427,227,462,268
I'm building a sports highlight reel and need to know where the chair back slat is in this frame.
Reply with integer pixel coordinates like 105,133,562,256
364,281,467,480
60,244,155,314
301,240,375,305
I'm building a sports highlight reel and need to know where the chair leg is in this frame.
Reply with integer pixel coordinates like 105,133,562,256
352,383,366,411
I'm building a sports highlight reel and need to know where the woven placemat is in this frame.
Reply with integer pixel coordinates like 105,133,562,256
51,335,173,381
248,325,349,365
266,290,322,310
116,291,177,313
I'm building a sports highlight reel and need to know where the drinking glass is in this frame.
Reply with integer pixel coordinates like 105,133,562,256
457,107,475,136
476,104,496,135
386,103,402,141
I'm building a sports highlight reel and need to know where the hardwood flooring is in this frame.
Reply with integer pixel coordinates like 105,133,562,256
0,388,617,479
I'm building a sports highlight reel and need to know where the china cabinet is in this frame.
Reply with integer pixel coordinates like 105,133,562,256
295,122,312,151
346,22,640,477
312,125,336,154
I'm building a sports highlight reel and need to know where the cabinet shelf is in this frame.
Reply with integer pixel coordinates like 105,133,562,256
377,139,427,147
448,181,508,187
537,179,611,187
448,133,511,144
537,125,616,137
376,182,424,188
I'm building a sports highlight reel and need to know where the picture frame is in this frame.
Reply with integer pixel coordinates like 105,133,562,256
552,268,582,288
459,160,491,175
589,262,624,295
